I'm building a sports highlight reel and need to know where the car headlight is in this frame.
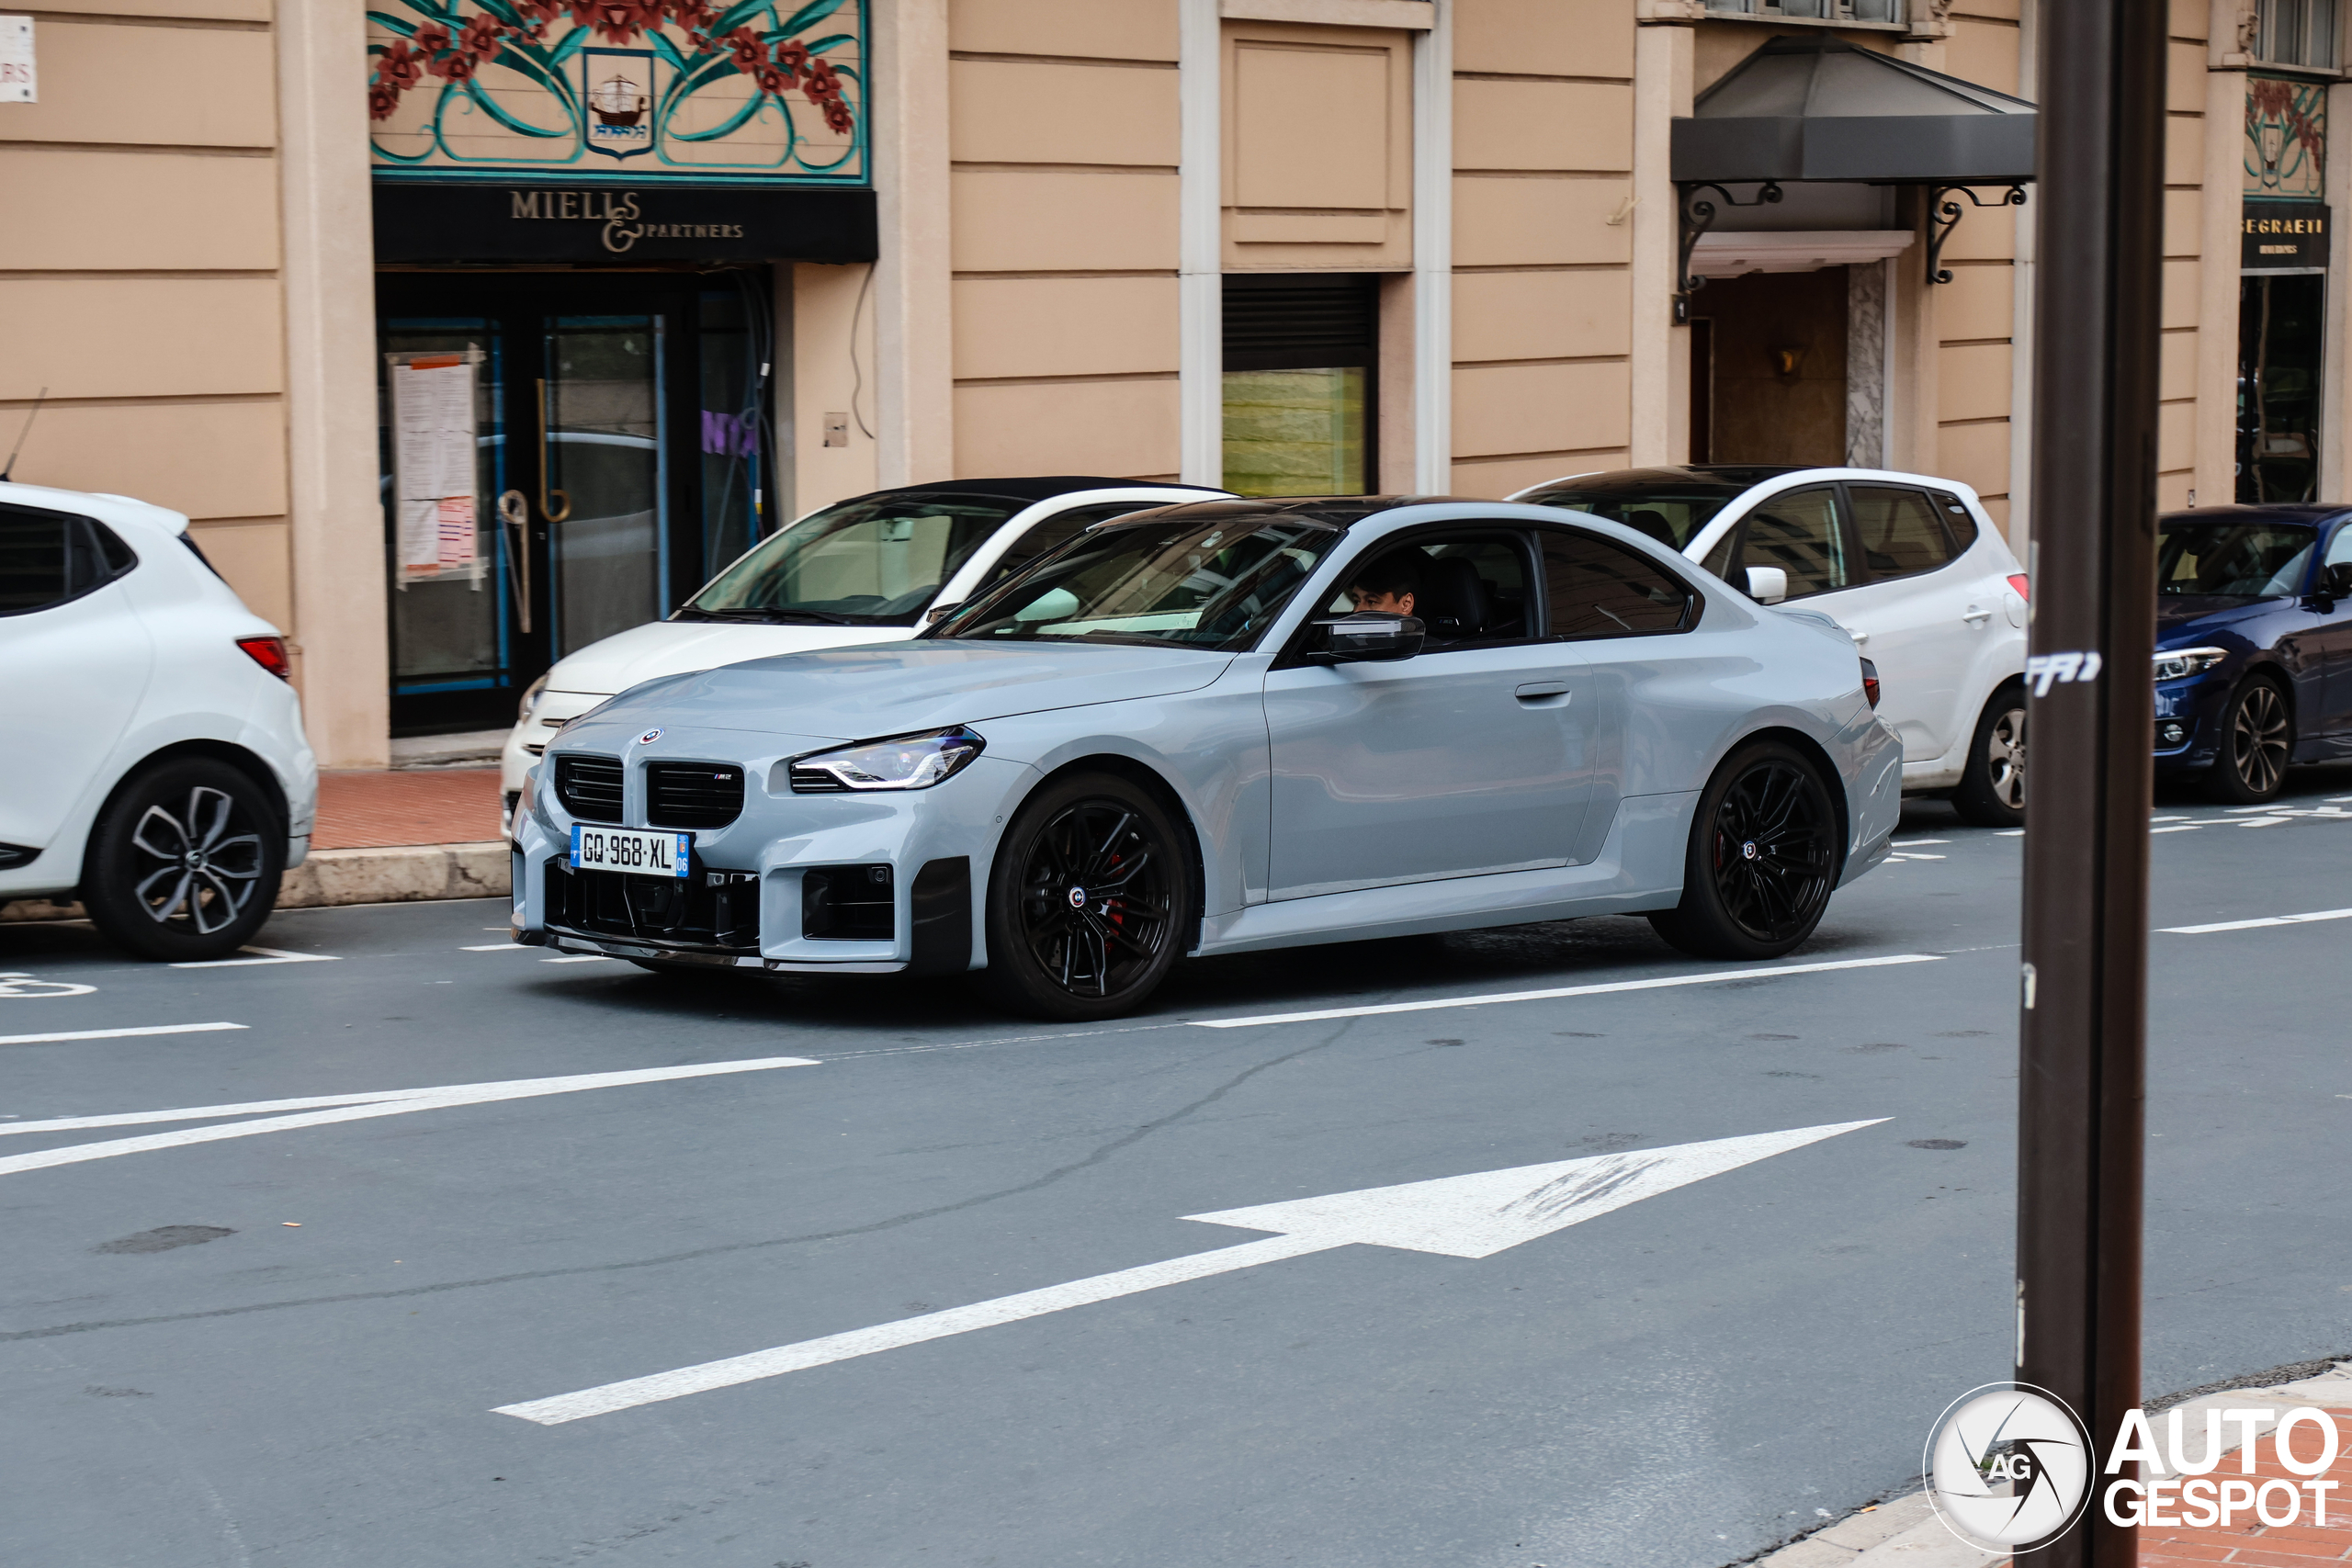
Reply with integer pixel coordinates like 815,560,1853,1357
787,727,987,793
2153,647,2228,682
519,673,549,720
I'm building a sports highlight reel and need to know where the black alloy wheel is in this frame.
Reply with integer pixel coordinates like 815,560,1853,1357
82,758,284,961
1951,683,2027,829
981,773,1190,1021
1650,740,1840,961
2209,676,2290,804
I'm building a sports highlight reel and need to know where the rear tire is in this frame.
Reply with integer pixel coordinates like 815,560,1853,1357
1649,739,1841,962
1951,682,2028,829
81,757,285,962
978,772,1192,1021
2205,675,2290,805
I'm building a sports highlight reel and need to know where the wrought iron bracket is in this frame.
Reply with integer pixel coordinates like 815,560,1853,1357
1927,183,2028,285
1675,180,1782,324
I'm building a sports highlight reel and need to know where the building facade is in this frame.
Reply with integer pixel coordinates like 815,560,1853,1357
0,0,2339,762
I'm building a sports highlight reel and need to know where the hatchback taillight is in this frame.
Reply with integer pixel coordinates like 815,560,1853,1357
238,636,291,681
2007,573,2030,602
1860,657,1882,709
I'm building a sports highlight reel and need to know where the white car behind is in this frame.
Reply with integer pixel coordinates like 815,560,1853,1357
501,478,1229,813
1510,465,2030,825
0,480,318,959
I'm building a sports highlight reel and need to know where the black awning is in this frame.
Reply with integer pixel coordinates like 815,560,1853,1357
1672,37,2035,186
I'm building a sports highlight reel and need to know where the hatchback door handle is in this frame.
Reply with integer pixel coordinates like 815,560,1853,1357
1962,606,1993,624
1515,681,1572,701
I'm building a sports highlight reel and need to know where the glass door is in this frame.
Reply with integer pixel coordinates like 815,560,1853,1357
375,271,772,735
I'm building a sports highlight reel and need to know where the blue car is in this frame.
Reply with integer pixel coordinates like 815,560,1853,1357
513,497,1903,1019
2154,505,2352,802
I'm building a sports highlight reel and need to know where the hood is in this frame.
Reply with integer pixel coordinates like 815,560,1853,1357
542,617,920,697
587,641,1239,740
2154,597,2282,642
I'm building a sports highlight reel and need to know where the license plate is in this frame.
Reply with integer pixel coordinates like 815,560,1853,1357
570,824,691,879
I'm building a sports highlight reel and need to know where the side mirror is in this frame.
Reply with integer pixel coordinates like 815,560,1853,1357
2324,562,2352,601
1745,565,1790,604
924,601,962,625
1311,612,1425,663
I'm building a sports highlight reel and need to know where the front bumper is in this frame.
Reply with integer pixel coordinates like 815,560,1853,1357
510,732,1023,975
2151,673,2230,773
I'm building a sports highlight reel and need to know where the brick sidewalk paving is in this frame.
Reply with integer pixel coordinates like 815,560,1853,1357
2140,1405,2352,1566
313,768,502,851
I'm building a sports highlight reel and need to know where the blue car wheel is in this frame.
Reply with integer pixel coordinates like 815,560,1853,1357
2208,675,2291,804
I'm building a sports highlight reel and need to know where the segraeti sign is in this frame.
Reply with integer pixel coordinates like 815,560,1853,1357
368,0,866,187
371,182,876,262
2243,201,2331,272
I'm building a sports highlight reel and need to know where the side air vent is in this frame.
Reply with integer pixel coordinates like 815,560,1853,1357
553,754,624,823
647,761,744,829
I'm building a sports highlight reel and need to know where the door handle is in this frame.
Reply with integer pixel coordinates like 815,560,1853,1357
1962,606,1993,625
497,489,533,634
536,378,571,524
1515,681,1573,701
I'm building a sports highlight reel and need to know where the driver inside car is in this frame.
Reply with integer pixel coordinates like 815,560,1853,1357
1343,554,1420,616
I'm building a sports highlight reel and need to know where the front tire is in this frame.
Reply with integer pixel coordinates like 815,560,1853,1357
81,758,284,962
2206,676,2290,804
1951,682,2028,829
978,773,1192,1021
1649,740,1841,962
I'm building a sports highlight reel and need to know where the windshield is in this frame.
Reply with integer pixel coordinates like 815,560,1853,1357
927,513,1340,650
2156,518,2315,598
1520,482,1746,551
682,492,1024,625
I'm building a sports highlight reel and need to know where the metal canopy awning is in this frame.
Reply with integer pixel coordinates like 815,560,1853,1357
1668,38,2036,314
1673,37,2036,186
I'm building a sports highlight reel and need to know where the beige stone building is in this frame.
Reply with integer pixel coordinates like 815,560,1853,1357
1,0,2339,762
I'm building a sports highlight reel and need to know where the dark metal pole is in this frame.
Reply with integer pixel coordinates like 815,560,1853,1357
2015,1,2165,1563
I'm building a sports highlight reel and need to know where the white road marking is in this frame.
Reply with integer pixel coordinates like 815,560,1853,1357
2234,817,2293,829
0,1021,246,1050
1996,829,2026,837
2151,825,2202,835
0,1057,818,1176
543,954,616,964
0,973,96,998
461,943,524,952
1190,953,1944,1030
494,1118,1885,1425
2151,816,2194,823
1892,840,1951,847
169,946,342,969
2161,906,2352,935
1886,852,1946,862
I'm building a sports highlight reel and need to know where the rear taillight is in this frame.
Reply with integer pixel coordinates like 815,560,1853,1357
1860,657,1882,709
237,636,291,681
2007,573,2030,602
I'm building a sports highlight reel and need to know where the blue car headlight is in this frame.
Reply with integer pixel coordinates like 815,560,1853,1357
787,727,987,793
2153,646,2228,682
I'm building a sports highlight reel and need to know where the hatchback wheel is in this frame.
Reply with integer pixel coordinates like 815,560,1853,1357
1650,740,1840,961
980,773,1191,1021
82,758,284,961
1951,683,2027,829
2208,676,2290,804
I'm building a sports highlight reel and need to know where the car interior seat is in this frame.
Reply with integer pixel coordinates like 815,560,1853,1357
1416,554,1492,641
1622,509,1677,547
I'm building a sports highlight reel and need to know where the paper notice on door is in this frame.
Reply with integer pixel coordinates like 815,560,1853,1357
389,353,480,579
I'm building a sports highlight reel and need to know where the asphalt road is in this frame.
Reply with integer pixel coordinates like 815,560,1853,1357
4,771,2349,1568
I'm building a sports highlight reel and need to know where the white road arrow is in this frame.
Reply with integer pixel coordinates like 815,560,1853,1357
495,1117,1885,1426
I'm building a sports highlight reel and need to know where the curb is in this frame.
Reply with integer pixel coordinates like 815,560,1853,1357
1747,1363,2352,1568
0,841,511,924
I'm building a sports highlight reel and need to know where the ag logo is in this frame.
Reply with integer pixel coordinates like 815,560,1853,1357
1925,1383,2094,1551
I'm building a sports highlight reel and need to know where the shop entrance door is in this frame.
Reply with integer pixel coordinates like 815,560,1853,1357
375,270,771,736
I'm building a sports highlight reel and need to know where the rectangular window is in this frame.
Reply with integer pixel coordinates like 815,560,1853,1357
1222,274,1377,499
1704,0,1903,21
2258,0,2340,67
2239,274,2326,502
1847,486,1958,581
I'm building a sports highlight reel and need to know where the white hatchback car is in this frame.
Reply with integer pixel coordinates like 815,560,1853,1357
502,477,1229,814
0,481,318,958
1510,466,2029,825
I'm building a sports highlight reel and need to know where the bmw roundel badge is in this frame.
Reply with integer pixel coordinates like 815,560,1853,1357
638,728,662,745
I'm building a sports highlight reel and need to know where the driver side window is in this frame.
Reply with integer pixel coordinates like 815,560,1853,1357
1705,487,1854,601
1322,533,1534,649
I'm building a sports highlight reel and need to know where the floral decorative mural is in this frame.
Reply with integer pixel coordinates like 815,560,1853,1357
2245,74,2324,202
368,0,865,185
